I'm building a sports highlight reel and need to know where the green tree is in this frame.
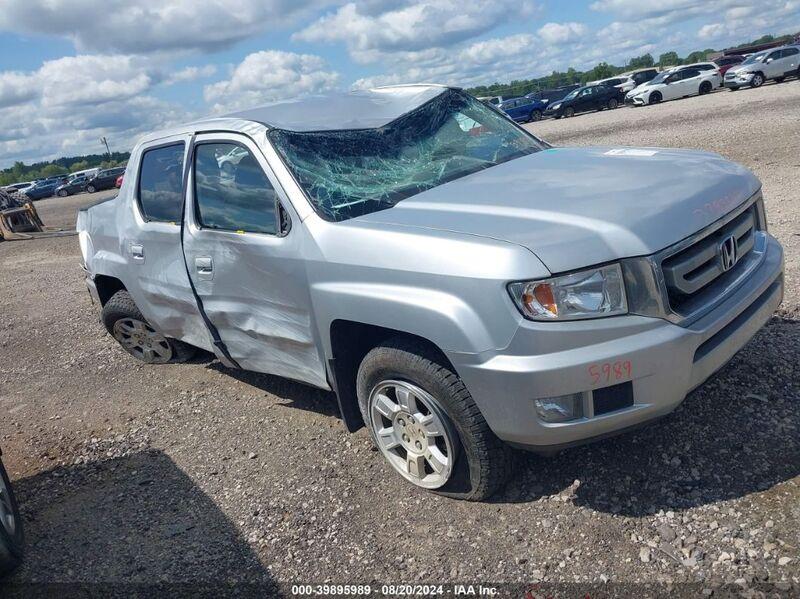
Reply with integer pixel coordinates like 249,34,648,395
40,164,68,177
69,160,90,172
658,51,681,66
684,50,709,63
628,54,655,69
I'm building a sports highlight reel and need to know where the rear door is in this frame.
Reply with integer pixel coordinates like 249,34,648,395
119,136,212,351
781,47,799,75
181,132,328,388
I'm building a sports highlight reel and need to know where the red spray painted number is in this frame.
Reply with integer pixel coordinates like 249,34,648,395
588,360,632,385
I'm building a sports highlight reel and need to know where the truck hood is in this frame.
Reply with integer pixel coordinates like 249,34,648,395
357,146,760,274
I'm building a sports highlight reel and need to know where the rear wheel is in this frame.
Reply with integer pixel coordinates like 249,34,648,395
648,91,662,105
86,184,96,193
751,72,764,88
699,81,712,95
0,458,23,578
57,189,68,197
529,109,542,122
607,98,619,109
775,76,785,83
357,338,514,501
102,290,195,364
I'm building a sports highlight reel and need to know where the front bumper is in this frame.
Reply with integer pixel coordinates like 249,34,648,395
724,73,753,88
451,235,784,450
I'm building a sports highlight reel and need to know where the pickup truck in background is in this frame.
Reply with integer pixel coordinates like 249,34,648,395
77,85,784,500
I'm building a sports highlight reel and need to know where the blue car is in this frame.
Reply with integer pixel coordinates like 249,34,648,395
498,96,548,122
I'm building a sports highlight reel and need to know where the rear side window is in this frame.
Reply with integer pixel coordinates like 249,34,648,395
193,143,278,235
783,48,799,57
138,144,185,222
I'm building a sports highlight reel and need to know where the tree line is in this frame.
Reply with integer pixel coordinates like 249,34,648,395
466,33,797,100
0,151,130,187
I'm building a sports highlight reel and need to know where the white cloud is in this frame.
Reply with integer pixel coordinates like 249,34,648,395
0,0,336,54
537,22,588,45
698,23,726,41
294,0,536,63
0,72,38,109
164,65,218,85
203,51,340,112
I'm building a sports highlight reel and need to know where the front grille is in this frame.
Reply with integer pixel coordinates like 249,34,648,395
661,205,758,313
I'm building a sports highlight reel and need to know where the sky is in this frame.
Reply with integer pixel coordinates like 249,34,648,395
0,0,799,168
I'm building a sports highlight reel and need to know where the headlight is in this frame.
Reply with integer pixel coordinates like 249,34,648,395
550,103,561,110
509,264,627,321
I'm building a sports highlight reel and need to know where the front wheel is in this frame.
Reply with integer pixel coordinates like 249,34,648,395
751,73,764,88
648,91,662,105
0,457,23,578
102,290,195,364
357,338,514,501
563,106,575,118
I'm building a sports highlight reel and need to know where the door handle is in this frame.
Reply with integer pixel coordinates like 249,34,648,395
130,243,144,261
195,256,213,280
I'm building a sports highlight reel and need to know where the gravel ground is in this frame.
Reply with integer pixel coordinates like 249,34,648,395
0,82,798,596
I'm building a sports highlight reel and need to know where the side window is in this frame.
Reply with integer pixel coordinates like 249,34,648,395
138,144,185,222
783,48,799,57
193,142,278,235
767,51,781,61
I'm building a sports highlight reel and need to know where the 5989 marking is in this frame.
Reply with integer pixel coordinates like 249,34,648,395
588,360,632,385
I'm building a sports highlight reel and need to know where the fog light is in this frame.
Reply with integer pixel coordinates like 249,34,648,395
534,393,584,423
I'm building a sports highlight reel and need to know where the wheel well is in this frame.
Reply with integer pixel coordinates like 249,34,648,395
328,320,455,433
94,275,126,306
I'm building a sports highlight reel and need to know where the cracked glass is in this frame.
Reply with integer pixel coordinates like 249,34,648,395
269,89,545,221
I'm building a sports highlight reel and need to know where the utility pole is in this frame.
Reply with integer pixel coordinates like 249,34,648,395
101,137,111,159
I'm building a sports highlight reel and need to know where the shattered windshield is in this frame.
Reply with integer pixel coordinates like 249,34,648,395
268,89,544,221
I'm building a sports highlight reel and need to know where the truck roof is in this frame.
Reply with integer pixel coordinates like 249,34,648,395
137,84,450,144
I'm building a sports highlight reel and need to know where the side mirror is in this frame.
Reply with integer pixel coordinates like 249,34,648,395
765,58,773,64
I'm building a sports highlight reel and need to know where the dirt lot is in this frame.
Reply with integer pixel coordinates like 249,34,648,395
1,82,798,595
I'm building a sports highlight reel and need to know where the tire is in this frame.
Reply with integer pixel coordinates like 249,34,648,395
563,106,575,118
528,109,542,122
357,337,515,501
775,77,785,83
101,290,195,364
57,189,68,197
0,458,23,579
699,81,712,95
751,72,764,88
86,185,96,193
648,91,662,105
607,98,618,110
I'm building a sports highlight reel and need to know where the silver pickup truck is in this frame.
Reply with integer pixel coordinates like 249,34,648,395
77,85,784,500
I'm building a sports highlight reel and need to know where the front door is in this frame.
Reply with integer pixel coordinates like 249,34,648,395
181,132,328,388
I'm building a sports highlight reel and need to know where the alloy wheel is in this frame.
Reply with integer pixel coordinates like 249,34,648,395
752,74,764,87
368,380,457,489
112,318,173,363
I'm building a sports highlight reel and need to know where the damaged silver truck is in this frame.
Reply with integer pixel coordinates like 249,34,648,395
77,85,784,500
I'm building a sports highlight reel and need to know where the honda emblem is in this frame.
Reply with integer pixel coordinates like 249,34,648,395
719,234,738,271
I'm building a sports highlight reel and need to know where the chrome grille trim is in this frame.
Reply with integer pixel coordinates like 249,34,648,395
623,190,766,327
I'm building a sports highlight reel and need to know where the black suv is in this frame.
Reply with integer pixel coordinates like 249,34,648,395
86,167,126,193
544,83,626,118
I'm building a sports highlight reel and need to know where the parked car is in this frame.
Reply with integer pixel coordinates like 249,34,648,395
115,175,124,188
477,95,504,106
23,178,62,200
86,167,126,193
0,447,23,578
724,45,800,89
216,146,249,176
498,96,548,122
544,83,625,118
3,182,34,194
714,55,745,76
625,68,659,87
526,84,580,105
77,85,783,500
588,76,636,94
55,174,90,196
627,67,720,105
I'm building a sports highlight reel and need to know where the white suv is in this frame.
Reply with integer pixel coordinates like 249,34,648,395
724,45,800,90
